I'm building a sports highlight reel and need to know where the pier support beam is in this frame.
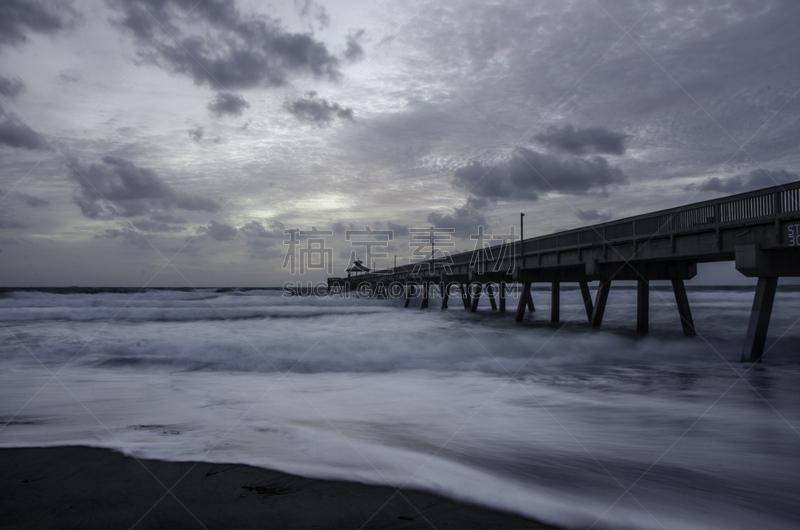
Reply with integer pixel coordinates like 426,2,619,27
551,281,560,324
499,282,506,312
460,283,470,310
579,280,594,322
671,279,695,336
637,279,649,333
441,283,449,310
741,277,778,362
487,283,498,311
515,282,533,322
590,280,612,329
404,284,415,308
420,282,429,309
470,283,483,312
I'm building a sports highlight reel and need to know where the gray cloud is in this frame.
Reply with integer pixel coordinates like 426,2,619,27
240,220,285,238
534,125,629,155
246,238,282,260
94,228,150,248
0,0,79,49
151,212,187,224
337,100,499,172
295,0,329,31
0,212,24,229
188,126,203,142
427,196,489,238
0,236,31,245
19,192,48,207
344,30,366,62
0,188,48,208
110,0,340,89
131,219,184,233
331,221,407,240
57,70,81,84
69,156,220,218
577,209,613,223
453,148,627,201
207,92,250,117
390,0,800,181
386,222,409,237
692,169,799,194
0,106,46,150
198,220,237,241
284,91,354,125
331,221,356,235
0,75,25,98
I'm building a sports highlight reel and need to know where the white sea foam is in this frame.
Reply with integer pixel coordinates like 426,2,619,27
1,287,799,529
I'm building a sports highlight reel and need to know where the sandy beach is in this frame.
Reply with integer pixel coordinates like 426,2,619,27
0,446,558,529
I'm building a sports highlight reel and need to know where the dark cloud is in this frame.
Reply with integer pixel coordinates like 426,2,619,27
207,92,250,117
0,188,48,207
0,0,79,48
692,169,799,194
131,219,184,233
19,192,48,207
427,196,489,238
453,148,627,201
197,220,237,241
284,91,354,125
0,75,25,98
69,156,220,219
110,0,340,89
577,209,613,223
344,30,366,62
534,125,629,155
0,106,47,150
240,220,285,238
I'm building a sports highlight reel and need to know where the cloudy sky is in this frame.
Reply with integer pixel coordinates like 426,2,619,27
0,0,798,287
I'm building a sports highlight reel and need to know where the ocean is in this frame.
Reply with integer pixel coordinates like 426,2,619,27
1,285,799,529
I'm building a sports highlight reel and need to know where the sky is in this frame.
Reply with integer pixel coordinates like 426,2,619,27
0,0,799,287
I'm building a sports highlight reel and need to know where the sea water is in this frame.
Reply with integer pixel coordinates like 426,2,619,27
1,286,799,529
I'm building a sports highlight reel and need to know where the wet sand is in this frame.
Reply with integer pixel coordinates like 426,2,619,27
0,446,559,529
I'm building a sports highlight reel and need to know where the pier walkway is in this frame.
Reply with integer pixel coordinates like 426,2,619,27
328,182,800,362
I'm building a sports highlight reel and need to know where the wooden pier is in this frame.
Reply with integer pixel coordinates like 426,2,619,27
328,182,800,362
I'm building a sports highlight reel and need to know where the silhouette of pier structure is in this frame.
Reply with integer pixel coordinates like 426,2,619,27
328,182,800,362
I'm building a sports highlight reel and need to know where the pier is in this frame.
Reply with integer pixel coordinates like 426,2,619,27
328,182,800,362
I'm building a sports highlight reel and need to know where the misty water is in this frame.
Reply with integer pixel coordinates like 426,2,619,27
1,286,799,529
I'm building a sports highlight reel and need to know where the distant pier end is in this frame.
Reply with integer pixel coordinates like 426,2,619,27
328,182,800,362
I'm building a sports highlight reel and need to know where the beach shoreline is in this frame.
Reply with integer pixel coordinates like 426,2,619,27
0,445,559,529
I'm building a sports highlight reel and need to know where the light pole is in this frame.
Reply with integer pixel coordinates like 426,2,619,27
430,225,435,261
520,213,525,261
